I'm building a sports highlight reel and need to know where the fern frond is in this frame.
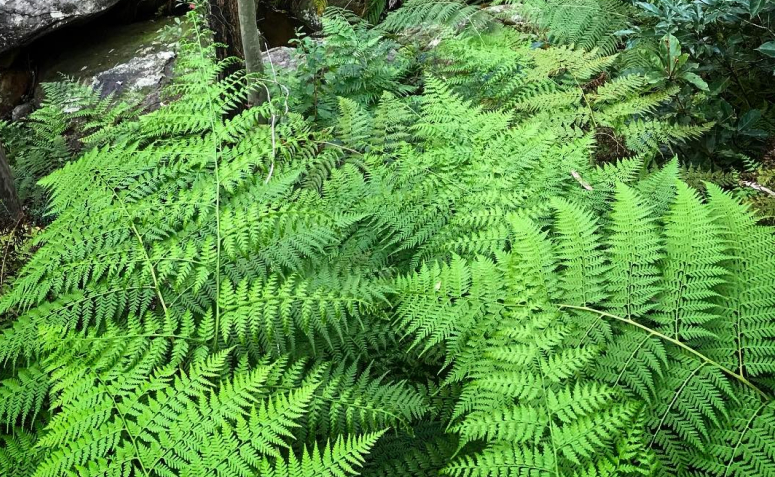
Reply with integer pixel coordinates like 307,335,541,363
604,184,662,320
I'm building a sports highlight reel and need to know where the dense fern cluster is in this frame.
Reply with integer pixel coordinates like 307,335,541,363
0,80,142,221
2,5,775,477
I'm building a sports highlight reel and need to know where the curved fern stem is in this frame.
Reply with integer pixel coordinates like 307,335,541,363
63,333,204,343
96,375,151,477
648,362,705,448
557,304,771,400
88,168,170,321
723,401,774,477
109,186,170,321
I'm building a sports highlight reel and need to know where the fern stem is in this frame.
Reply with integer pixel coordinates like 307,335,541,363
723,401,774,477
558,304,771,400
612,333,652,390
537,354,561,476
82,163,171,321
106,186,171,321
648,362,705,448
191,13,224,349
96,376,151,477
62,333,204,343
573,72,597,130
128,220,170,319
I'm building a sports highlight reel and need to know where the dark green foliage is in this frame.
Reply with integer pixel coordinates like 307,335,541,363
510,0,775,194
2,5,775,477
283,10,415,123
0,80,141,221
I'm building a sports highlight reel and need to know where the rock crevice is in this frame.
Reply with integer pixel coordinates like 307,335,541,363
0,0,123,54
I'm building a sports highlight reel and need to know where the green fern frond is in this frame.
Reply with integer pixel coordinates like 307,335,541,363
706,184,775,382
604,183,662,320
652,181,726,344
519,0,630,55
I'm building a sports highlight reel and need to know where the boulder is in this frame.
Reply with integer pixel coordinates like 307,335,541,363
89,50,175,103
264,46,300,71
11,102,34,121
0,0,124,55
484,4,525,26
34,17,179,111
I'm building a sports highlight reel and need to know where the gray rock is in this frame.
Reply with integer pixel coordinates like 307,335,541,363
90,50,176,99
290,0,323,31
264,46,301,71
11,102,33,121
484,5,525,26
0,0,122,54
34,17,180,111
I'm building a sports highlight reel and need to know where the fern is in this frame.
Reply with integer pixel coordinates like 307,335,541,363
0,429,40,477
0,79,141,221
518,0,631,55
3,5,775,477
380,0,489,37
0,10,419,477
430,25,708,158
706,183,775,381
652,181,726,344
604,183,662,320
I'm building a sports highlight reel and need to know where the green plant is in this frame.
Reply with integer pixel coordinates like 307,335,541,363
2,6,775,477
431,26,710,162
491,0,775,216
284,9,415,123
619,0,775,167
518,0,632,54
0,79,142,222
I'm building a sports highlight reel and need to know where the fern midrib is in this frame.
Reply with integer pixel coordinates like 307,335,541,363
558,304,771,400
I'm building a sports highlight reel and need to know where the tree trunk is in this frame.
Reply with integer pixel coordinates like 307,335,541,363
207,0,267,107
0,142,21,226
237,0,267,107
208,0,244,75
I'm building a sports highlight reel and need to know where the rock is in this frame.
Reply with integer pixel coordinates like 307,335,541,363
35,17,179,111
290,0,324,30
0,69,32,118
483,5,525,26
11,102,33,121
90,50,175,100
0,0,123,55
264,46,300,71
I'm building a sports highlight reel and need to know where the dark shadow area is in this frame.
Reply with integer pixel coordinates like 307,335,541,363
258,3,310,49
1,0,309,115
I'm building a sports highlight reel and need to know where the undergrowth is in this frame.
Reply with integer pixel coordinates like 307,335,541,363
1,5,775,477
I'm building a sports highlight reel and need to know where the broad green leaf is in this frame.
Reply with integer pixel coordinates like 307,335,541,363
635,2,661,16
750,0,765,17
682,72,708,91
737,109,762,132
756,41,775,58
